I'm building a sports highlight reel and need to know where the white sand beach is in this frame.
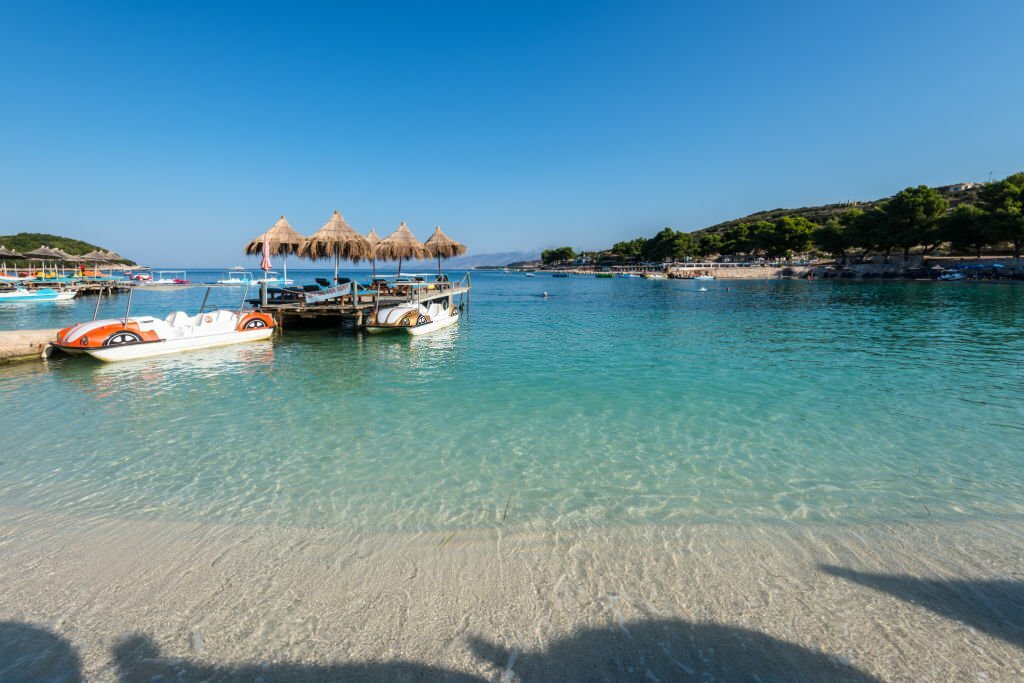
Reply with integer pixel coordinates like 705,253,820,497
1,507,1022,681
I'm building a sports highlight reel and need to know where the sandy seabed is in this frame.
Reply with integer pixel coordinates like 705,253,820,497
1,506,1022,682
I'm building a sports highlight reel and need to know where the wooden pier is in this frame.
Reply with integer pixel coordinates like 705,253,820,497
21,280,133,296
259,276,471,330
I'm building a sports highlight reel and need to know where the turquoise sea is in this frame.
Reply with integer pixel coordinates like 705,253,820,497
1,271,1022,532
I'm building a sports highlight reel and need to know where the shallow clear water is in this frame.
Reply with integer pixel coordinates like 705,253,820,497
1,271,1022,531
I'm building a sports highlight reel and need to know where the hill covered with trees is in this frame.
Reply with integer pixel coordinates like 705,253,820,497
560,175,1021,264
0,232,133,262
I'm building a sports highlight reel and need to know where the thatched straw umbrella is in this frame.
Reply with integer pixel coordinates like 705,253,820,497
22,246,56,277
424,226,466,275
0,246,23,276
245,215,305,284
299,211,373,281
22,246,52,259
365,229,382,277
51,248,80,277
79,250,110,276
376,222,429,278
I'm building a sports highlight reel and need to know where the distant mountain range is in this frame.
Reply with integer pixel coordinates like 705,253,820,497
401,250,541,270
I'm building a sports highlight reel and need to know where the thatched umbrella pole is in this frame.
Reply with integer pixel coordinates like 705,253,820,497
299,211,372,283
376,222,429,279
424,226,467,275
365,229,381,278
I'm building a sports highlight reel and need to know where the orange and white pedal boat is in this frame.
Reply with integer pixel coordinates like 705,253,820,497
52,308,275,362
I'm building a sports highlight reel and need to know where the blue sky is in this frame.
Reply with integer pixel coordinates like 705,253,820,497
1,1,1021,266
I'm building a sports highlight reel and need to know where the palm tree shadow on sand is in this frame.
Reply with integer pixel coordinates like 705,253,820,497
2,618,880,682
111,634,482,682
467,618,879,682
820,565,1024,650
0,621,83,683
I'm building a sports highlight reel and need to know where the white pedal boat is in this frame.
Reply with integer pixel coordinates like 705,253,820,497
364,301,460,336
52,308,275,362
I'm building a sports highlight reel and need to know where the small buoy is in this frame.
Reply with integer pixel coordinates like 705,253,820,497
542,291,549,298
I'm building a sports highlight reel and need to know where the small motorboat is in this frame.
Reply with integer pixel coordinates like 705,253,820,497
595,272,614,278
255,271,295,286
0,285,76,302
697,286,708,292
52,308,274,362
147,270,191,285
617,273,641,278
524,273,536,278
939,270,966,281
552,272,570,278
694,274,715,280
365,300,460,336
643,272,667,279
217,271,254,285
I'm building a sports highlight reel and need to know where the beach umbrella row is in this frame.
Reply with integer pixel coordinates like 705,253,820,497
245,213,466,280
0,245,128,262
0,245,130,279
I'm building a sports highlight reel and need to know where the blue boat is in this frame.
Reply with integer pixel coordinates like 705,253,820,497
0,286,77,302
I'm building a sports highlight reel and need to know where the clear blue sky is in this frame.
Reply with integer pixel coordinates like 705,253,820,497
1,1,1021,266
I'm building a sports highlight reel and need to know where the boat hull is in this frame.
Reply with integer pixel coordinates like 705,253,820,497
52,309,275,362
81,328,273,362
364,303,460,336
406,311,460,335
0,289,76,302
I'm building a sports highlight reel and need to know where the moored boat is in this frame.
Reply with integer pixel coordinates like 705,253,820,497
52,309,274,361
147,270,191,285
255,271,295,286
694,274,715,280
939,270,965,281
0,285,76,302
217,271,254,285
365,300,460,336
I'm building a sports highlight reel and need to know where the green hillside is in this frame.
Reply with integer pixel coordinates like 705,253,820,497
0,232,134,263
690,183,985,237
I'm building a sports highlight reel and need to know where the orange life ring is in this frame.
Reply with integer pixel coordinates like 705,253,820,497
204,315,213,323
